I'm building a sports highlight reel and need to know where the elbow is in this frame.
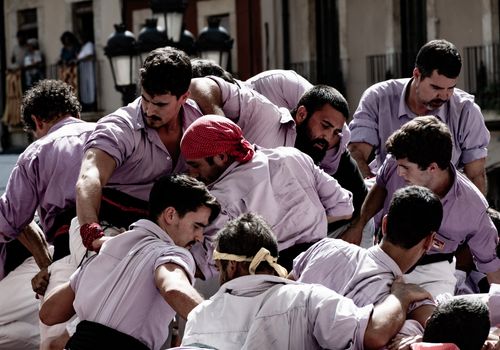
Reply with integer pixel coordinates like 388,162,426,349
363,333,389,350
39,307,58,326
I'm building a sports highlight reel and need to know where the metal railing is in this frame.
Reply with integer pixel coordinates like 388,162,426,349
46,60,100,112
464,43,500,110
366,53,403,86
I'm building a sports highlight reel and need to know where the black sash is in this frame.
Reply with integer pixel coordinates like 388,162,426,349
99,187,149,229
66,320,150,350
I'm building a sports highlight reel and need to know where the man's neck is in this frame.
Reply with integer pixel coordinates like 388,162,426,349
429,167,453,199
406,79,429,116
379,240,418,274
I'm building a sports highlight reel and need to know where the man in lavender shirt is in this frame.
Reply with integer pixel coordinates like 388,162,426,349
349,39,489,194
344,116,500,297
40,175,220,350
182,212,432,350
291,185,441,333
0,79,95,349
189,70,367,235
75,47,204,253
180,115,353,277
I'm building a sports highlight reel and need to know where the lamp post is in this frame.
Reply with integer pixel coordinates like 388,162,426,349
137,18,169,64
196,17,234,70
177,28,196,56
150,0,188,43
104,24,138,105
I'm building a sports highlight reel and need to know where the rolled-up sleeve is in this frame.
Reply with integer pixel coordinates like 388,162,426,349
456,101,489,166
468,210,500,273
310,284,372,349
349,87,382,148
0,158,39,241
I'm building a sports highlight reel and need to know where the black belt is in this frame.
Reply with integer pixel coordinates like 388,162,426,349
66,320,150,350
406,252,454,274
417,252,454,266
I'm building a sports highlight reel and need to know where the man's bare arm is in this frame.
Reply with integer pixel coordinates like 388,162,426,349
189,78,225,116
17,221,53,295
348,142,375,178
76,148,116,226
340,183,387,245
155,263,204,319
463,157,487,194
17,221,51,270
364,279,432,349
39,281,76,326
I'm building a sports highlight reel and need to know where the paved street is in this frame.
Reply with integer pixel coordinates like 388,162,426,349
0,153,20,196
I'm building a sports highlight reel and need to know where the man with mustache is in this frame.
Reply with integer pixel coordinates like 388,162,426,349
40,175,220,350
348,39,489,195
345,116,500,298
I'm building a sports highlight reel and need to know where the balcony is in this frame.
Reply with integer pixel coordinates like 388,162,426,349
46,59,102,121
463,43,500,112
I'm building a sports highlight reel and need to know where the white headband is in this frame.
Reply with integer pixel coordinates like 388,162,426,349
213,247,288,278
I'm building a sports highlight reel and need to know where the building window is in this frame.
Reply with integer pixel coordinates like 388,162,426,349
17,8,38,40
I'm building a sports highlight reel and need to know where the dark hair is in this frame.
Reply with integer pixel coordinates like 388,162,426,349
385,186,442,249
148,174,220,223
215,213,278,273
60,31,80,47
140,47,192,98
415,39,462,79
423,298,490,350
386,116,452,170
291,85,349,120
191,58,237,85
21,79,81,131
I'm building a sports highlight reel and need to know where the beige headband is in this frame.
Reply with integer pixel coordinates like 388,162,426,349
213,247,288,278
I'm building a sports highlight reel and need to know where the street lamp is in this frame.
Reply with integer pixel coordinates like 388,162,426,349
197,17,234,70
150,0,188,43
137,18,169,64
104,23,138,105
177,28,196,56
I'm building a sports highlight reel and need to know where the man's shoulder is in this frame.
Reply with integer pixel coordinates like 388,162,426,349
364,78,409,95
452,170,488,207
449,87,481,112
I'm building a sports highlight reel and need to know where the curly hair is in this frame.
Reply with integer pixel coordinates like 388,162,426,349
22,79,81,131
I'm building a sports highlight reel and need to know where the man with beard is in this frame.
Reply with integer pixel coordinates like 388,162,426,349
189,75,367,236
348,39,489,195
180,115,353,275
343,116,500,298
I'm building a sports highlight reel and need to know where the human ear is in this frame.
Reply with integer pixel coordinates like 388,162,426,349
295,106,308,125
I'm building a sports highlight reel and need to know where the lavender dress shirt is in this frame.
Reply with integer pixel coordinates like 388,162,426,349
376,156,500,273
214,75,351,175
191,146,353,278
183,275,371,350
70,219,195,350
293,238,402,306
244,69,313,110
349,78,490,169
0,117,95,241
84,97,203,201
